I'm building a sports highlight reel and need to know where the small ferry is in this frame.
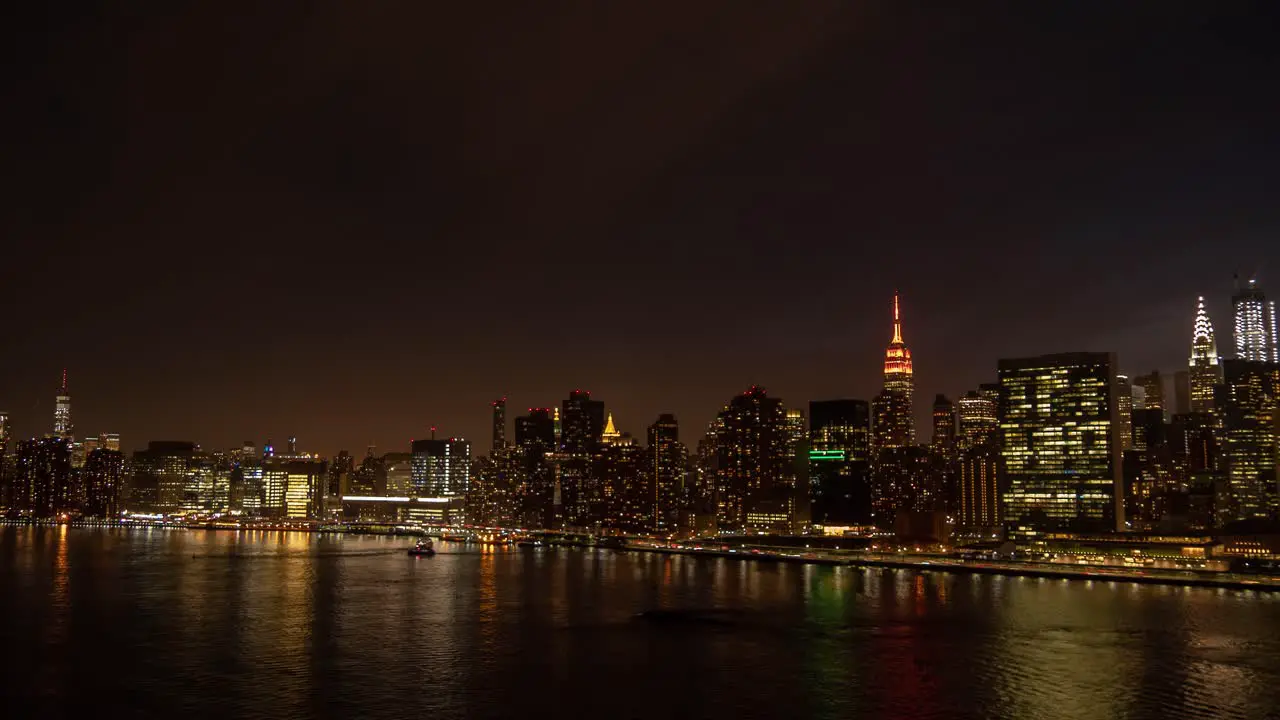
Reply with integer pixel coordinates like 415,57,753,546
407,540,436,557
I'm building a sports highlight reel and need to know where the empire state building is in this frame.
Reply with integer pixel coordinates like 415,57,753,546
871,292,915,455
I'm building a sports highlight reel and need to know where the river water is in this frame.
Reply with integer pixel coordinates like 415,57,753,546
2,526,1278,719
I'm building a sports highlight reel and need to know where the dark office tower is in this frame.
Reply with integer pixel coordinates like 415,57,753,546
516,409,556,449
711,386,798,533
1135,371,1165,415
645,414,685,534
410,437,471,497
1115,375,1135,452
808,399,872,526
491,397,507,451
1217,359,1279,521
931,394,957,461
1170,412,1223,529
515,408,557,528
53,369,73,446
559,390,605,527
348,447,386,497
1233,275,1279,363
128,442,197,513
16,437,73,518
287,436,298,456
0,410,9,459
1172,368,1192,415
959,444,1000,530
999,352,1124,538
82,448,124,518
871,292,915,456
560,390,604,454
328,451,353,497
1188,297,1224,413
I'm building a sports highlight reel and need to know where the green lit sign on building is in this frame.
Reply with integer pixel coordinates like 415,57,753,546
808,450,847,462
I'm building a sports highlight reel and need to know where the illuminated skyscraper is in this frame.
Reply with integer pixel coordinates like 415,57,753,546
1233,276,1279,363
53,369,73,446
1217,359,1279,521
491,397,507,451
1188,296,1224,413
999,352,1124,537
871,292,915,455
957,390,998,451
1115,375,1135,451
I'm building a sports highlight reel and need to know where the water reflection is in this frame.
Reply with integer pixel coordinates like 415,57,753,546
2,527,1280,719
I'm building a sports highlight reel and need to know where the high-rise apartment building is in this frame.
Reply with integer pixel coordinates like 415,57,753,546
711,386,801,533
1233,276,1279,363
999,352,1124,537
958,444,1000,530
645,413,685,534
16,437,73,518
596,424,645,531
82,448,124,518
872,292,915,455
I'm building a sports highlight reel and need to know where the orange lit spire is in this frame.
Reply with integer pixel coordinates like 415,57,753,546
891,291,904,344
883,291,913,383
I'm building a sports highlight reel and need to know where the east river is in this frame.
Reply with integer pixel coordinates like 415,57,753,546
2,526,1278,719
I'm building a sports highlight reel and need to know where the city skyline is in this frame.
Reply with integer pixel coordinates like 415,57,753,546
0,283,1270,457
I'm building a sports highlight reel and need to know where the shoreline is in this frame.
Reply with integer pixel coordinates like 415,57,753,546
626,545,1280,593
6,520,1278,592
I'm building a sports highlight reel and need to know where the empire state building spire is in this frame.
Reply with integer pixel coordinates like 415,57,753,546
873,291,916,454
883,290,914,388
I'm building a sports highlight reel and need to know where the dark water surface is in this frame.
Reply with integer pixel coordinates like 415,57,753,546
3,526,1279,719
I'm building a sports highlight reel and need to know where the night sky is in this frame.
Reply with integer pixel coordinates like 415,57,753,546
3,3,1279,456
